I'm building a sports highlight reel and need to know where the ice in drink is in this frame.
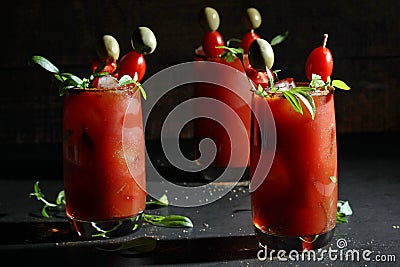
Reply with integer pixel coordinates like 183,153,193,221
63,87,146,238
250,89,337,250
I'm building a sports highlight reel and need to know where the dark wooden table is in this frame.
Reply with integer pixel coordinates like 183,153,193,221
0,133,399,266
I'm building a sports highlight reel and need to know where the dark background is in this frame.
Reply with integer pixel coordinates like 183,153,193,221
1,0,399,146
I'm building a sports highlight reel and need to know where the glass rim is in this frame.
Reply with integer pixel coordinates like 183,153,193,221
67,85,140,94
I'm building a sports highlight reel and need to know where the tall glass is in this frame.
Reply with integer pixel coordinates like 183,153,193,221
62,87,146,238
250,88,337,251
193,54,252,181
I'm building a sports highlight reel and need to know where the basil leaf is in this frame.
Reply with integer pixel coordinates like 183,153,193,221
337,200,353,223
146,194,169,208
143,214,194,228
270,31,289,46
337,200,353,216
138,84,147,100
31,56,60,73
332,80,351,90
56,190,66,206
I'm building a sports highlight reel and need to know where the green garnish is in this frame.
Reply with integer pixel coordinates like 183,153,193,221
30,55,146,98
29,181,193,228
145,194,169,208
337,200,353,223
219,32,288,63
270,31,289,46
29,181,66,218
143,214,194,228
217,31,351,119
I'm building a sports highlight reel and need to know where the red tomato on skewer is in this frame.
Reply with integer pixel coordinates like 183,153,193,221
305,34,333,82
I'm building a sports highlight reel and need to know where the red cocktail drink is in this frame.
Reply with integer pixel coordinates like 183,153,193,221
193,53,257,180
250,88,337,250
63,86,146,238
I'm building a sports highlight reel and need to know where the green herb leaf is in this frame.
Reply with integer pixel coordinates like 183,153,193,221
337,200,353,223
282,90,303,115
143,214,194,228
31,55,147,98
270,31,289,46
56,190,66,206
218,46,244,63
295,90,316,119
146,194,169,208
29,181,63,218
332,80,351,90
96,236,156,254
31,56,60,73
29,181,194,230
310,74,326,88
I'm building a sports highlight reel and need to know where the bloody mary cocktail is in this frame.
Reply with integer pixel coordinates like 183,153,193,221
193,54,251,175
250,88,337,250
63,86,146,238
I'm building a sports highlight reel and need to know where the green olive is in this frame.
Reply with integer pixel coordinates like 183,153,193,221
96,35,120,61
243,7,262,30
131,26,157,55
199,6,220,32
248,38,274,71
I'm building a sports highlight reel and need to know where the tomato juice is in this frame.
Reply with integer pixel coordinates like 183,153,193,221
193,52,260,180
63,87,146,237
250,89,337,250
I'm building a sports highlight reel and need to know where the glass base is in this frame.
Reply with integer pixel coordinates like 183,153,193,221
254,226,335,251
69,212,143,238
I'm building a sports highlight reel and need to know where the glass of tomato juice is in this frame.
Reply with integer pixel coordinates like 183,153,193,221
250,86,337,250
62,86,146,238
193,52,254,181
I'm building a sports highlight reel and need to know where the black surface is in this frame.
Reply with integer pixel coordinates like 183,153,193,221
0,133,399,266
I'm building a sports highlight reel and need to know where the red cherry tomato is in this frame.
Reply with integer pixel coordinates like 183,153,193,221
305,46,333,82
202,31,225,58
241,31,260,54
246,67,272,88
243,56,273,87
91,59,117,75
118,51,146,82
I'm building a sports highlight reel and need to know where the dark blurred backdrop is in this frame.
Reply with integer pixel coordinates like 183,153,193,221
1,0,399,147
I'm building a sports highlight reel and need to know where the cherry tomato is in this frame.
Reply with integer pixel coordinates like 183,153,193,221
243,56,273,88
305,45,333,82
118,51,146,82
241,31,260,54
202,31,225,58
91,59,117,75
246,67,272,88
